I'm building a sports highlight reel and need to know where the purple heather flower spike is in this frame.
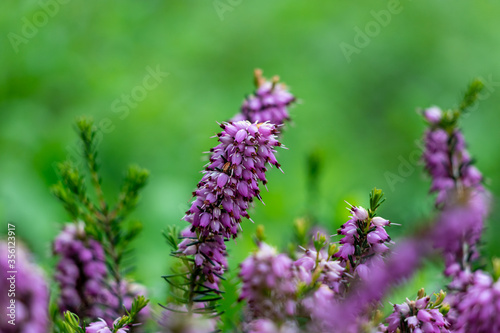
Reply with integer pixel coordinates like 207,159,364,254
54,222,149,325
422,106,490,275
239,243,297,323
232,69,296,126
53,222,110,320
446,270,500,333
185,120,283,239
422,116,485,207
178,227,228,288
0,240,49,333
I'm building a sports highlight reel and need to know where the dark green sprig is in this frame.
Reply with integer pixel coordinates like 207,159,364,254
52,117,150,321
163,225,180,251
76,117,106,209
112,296,149,333
114,165,150,218
458,78,484,114
369,187,385,218
51,182,79,220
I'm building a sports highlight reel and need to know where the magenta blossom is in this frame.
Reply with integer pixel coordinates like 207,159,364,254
184,121,283,239
232,69,296,126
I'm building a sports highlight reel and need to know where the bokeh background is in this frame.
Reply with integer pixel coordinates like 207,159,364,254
2,0,500,319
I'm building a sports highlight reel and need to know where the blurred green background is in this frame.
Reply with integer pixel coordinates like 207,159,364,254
1,0,500,315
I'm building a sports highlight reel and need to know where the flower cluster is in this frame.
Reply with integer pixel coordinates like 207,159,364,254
0,240,49,333
177,228,227,289
432,194,488,273
381,290,451,333
335,204,392,279
445,270,500,332
54,223,149,325
295,246,344,292
422,106,484,206
422,106,490,273
239,243,297,323
233,69,296,126
185,121,283,238
53,222,109,320
180,121,283,286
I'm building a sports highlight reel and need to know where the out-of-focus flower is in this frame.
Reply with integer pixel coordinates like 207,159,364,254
422,107,484,206
54,223,149,325
53,222,109,320
314,240,423,332
233,69,296,126
244,318,301,333
432,191,489,274
86,318,128,333
294,247,344,292
157,304,216,333
239,243,297,322
446,270,500,332
423,106,443,124
0,240,49,333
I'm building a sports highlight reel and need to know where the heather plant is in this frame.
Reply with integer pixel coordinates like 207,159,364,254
50,118,150,330
7,71,500,333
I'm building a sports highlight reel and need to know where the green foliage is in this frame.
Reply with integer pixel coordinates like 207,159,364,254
112,296,150,333
163,225,180,251
459,79,485,114
57,296,149,333
60,312,85,333
369,187,385,218
51,117,150,321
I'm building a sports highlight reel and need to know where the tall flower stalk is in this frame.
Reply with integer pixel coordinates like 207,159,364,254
421,80,490,272
163,120,285,320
